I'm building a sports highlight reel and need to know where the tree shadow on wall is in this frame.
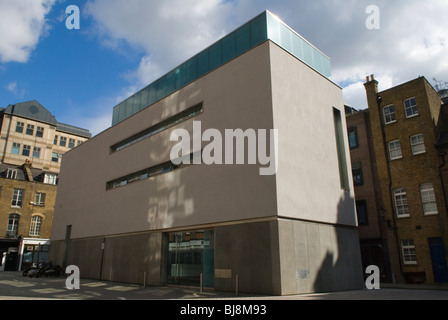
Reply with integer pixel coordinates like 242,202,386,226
313,192,365,293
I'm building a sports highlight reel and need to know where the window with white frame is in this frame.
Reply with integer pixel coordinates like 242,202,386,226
6,169,18,180
29,216,42,236
34,193,46,206
401,240,417,264
404,97,418,118
410,134,425,155
6,214,20,237
388,140,402,160
394,188,410,217
383,105,396,124
11,189,24,208
420,183,438,215
44,173,58,185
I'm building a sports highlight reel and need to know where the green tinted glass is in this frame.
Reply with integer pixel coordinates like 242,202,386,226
112,11,331,126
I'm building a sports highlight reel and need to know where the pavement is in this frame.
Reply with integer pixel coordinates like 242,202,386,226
0,271,447,301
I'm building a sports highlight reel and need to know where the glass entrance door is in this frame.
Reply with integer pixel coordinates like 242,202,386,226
166,230,214,287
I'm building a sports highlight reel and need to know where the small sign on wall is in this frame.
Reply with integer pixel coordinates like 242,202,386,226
296,269,310,280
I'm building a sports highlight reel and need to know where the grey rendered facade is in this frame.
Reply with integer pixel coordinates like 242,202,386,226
49,12,363,295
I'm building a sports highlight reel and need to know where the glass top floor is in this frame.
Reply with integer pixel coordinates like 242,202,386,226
112,10,331,126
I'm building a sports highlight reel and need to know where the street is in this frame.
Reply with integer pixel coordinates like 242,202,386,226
0,271,447,301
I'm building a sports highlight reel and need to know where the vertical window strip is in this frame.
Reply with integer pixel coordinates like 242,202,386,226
333,107,350,190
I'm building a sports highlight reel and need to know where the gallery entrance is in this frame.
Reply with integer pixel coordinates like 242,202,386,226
166,229,214,288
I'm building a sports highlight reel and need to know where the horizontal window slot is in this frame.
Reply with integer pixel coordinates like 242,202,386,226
106,152,199,190
110,103,203,153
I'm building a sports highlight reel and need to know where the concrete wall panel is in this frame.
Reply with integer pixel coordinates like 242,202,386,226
278,219,364,295
215,220,281,295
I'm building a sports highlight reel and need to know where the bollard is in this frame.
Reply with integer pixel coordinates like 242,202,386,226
200,273,203,293
143,272,146,288
235,274,239,297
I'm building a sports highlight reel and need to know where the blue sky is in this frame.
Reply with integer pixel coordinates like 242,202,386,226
1,0,143,134
1,0,448,136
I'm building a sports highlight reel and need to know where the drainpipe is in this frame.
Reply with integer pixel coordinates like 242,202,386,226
376,94,404,281
437,151,448,218
437,151,448,260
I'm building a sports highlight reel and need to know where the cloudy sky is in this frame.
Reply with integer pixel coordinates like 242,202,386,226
1,0,447,135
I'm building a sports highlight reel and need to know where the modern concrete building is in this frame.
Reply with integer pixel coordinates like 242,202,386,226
365,75,448,284
0,101,91,272
50,11,363,295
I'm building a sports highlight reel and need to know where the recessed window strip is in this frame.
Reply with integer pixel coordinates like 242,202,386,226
106,152,200,190
110,103,203,153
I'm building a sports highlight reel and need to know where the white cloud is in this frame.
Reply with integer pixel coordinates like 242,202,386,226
0,0,55,63
84,0,448,110
5,80,27,98
85,0,235,87
327,0,448,105
6,81,17,94
82,113,112,137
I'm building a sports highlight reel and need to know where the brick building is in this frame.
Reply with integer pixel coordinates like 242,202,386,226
364,75,448,284
0,100,91,272
345,106,392,281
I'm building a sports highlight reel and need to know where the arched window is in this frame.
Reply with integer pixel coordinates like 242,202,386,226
6,214,20,237
29,216,42,237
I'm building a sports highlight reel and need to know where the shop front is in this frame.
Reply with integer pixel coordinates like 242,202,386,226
18,238,50,271
166,230,214,288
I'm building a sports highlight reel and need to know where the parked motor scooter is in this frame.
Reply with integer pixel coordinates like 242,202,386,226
22,263,39,277
44,262,63,277
27,261,47,278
